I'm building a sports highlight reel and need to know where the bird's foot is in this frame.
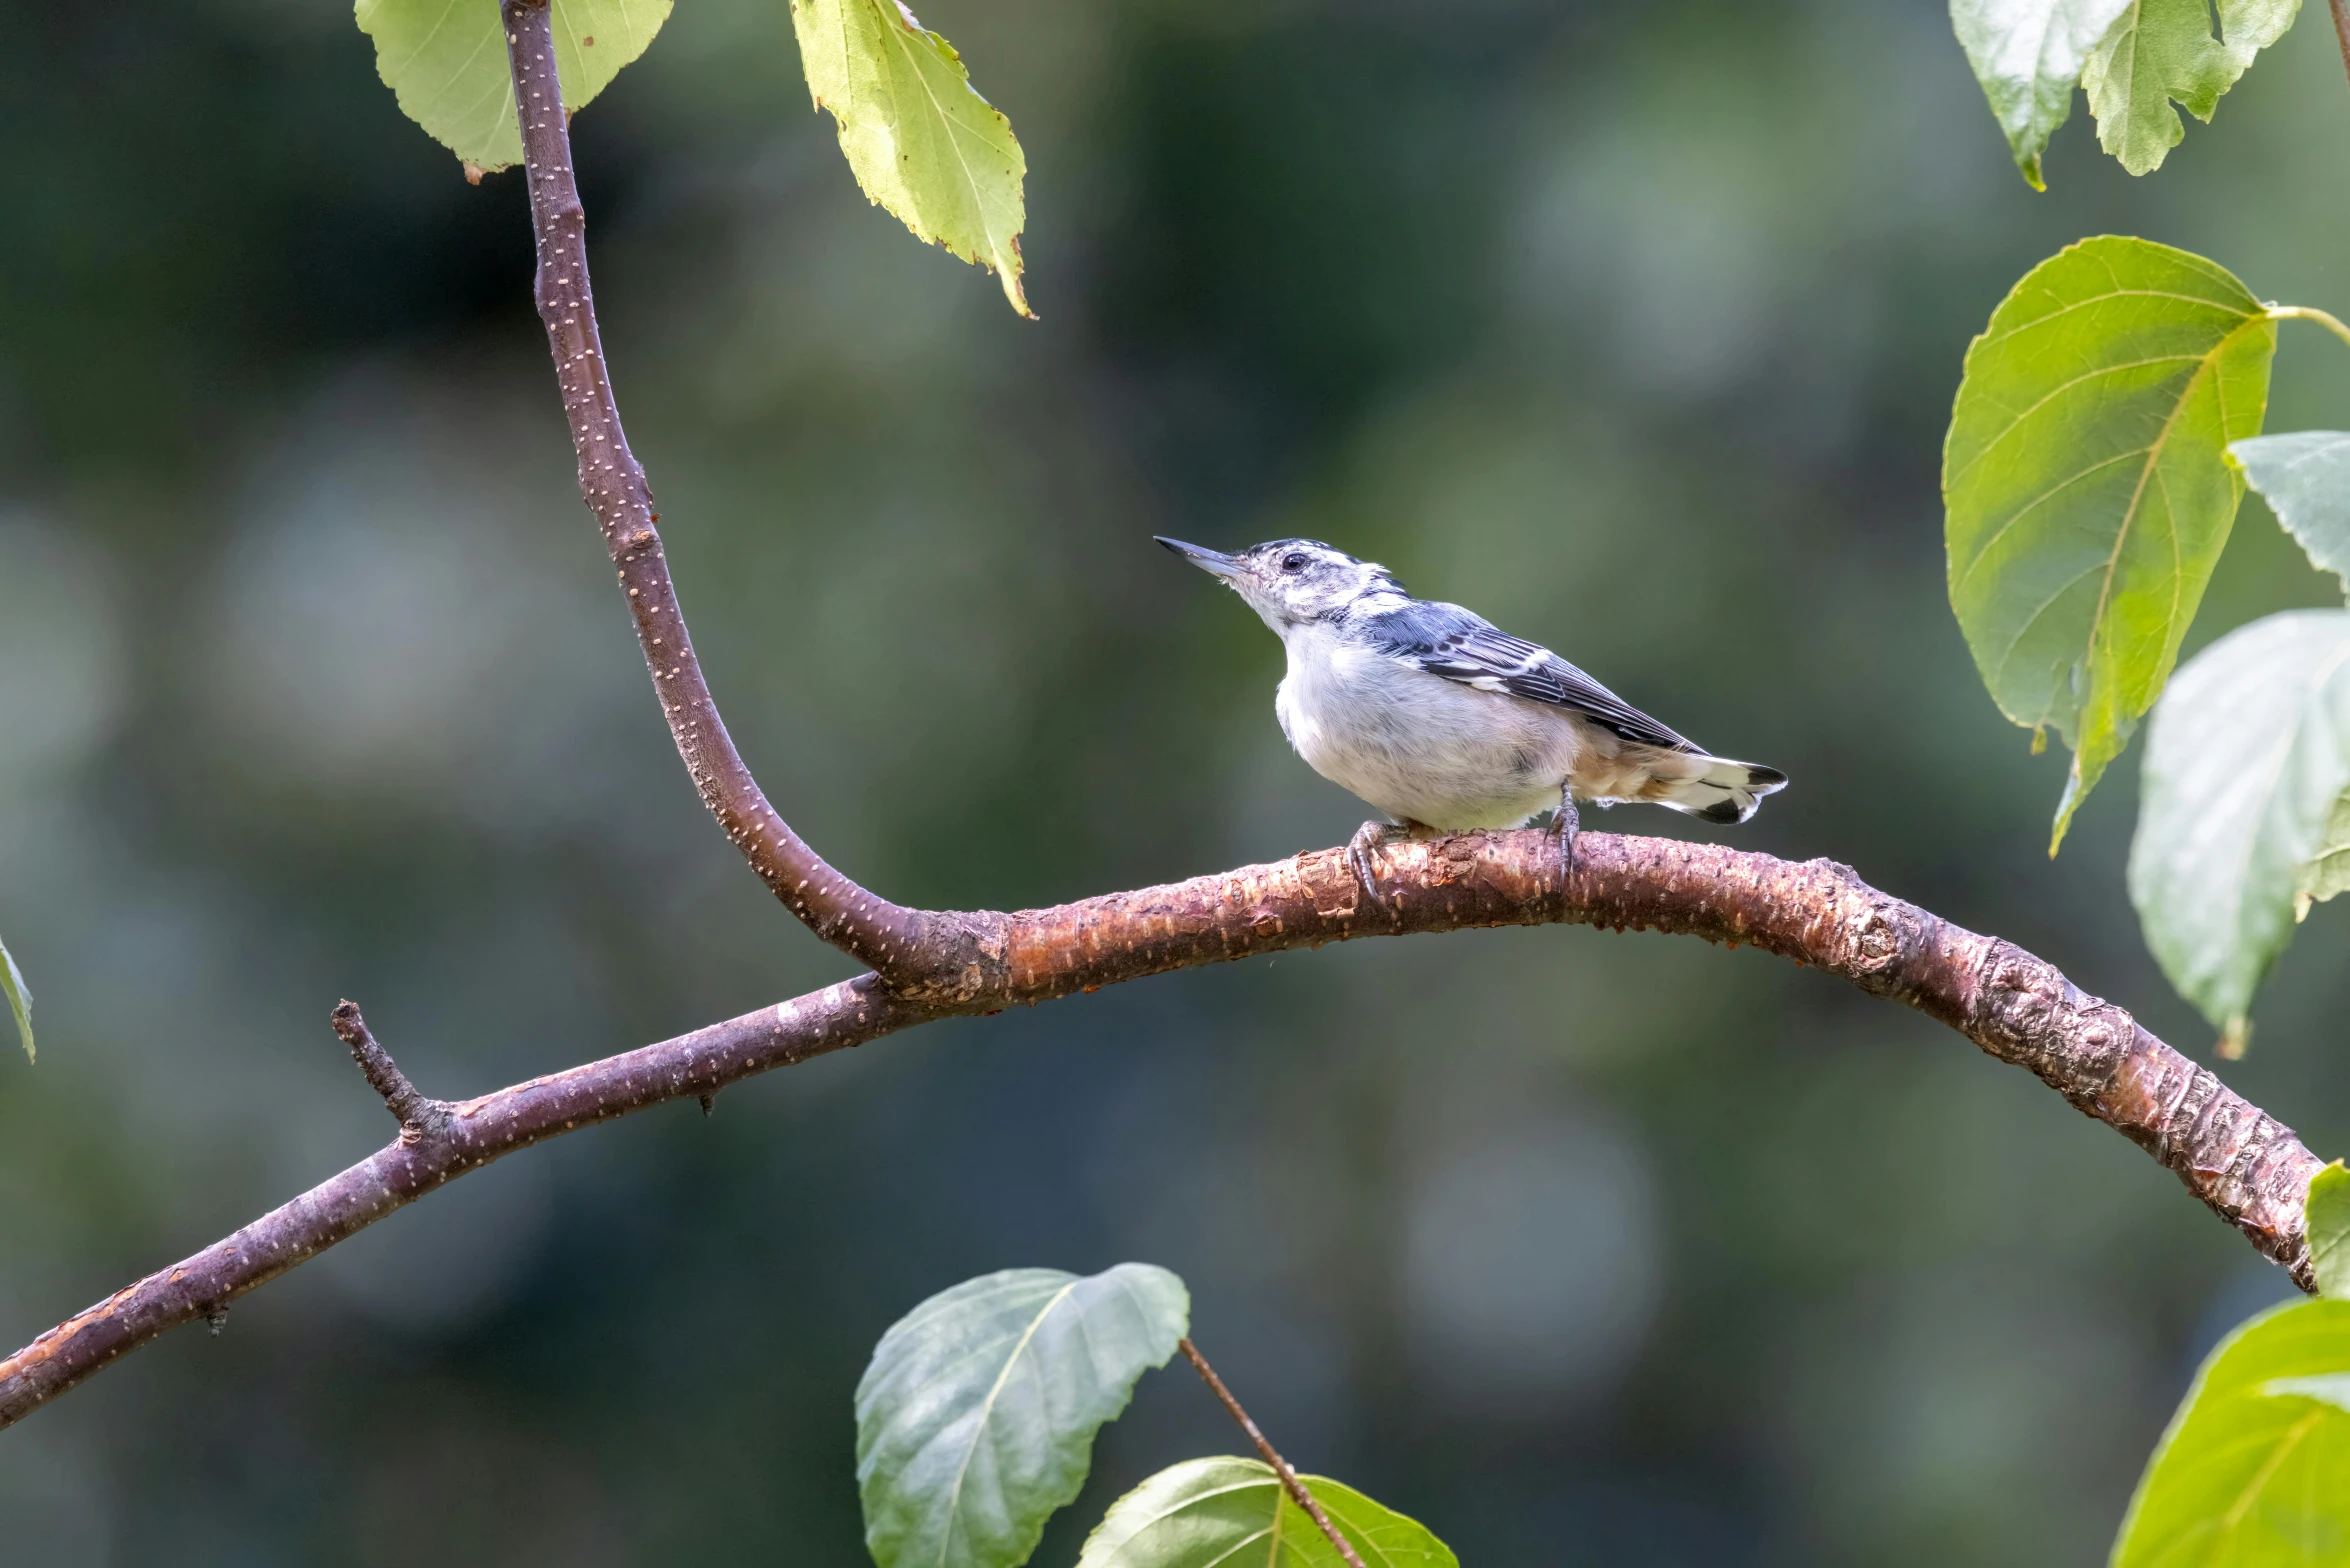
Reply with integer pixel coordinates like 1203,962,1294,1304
1347,819,1409,909
1553,791,1581,887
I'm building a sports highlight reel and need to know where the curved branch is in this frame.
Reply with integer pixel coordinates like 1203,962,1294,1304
498,0,936,977
0,829,2321,1430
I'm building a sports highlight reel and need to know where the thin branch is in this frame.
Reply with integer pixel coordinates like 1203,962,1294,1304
497,0,940,982
0,829,2323,1429
1179,1337,1367,1568
2332,0,2350,88
329,1000,446,1142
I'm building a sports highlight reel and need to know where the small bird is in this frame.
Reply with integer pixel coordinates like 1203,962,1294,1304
1158,537,1786,894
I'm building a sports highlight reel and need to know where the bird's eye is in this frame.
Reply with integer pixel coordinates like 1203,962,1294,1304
1281,552,1308,573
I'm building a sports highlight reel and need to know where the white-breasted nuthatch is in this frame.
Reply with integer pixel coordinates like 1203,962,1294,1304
1159,537,1786,895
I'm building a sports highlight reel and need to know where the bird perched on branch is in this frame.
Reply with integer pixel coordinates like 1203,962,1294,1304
1158,537,1786,897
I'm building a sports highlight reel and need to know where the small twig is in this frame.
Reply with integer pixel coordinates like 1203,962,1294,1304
2331,0,2350,87
1178,1336,1367,1568
330,1001,446,1143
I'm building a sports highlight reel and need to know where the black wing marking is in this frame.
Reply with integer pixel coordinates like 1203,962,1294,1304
1369,601,1696,752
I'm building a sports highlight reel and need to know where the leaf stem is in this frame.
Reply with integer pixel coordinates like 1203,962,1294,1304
1177,1336,1367,1568
2331,0,2350,88
2269,305,2350,353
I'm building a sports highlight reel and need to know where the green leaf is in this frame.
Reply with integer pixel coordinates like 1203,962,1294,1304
2311,1163,2350,1301
856,1264,1189,1568
2081,0,2301,176
1076,1457,1458,1568
2128,610,2350,1043
0,932,28,1063
353,0,673,172
787,0,1032,317
1944,236,2277,851
2232,431,2350,598
1949,0,2135,189
2112,1298,2350,1565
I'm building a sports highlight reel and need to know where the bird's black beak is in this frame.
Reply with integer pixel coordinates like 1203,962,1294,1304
1155,536,1247,581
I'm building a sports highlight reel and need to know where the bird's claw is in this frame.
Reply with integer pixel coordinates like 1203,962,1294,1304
1347,820,1399,909
1554,791,1580,887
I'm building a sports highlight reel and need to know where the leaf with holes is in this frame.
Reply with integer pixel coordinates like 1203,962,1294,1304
788,0,1031,316
1945,236,2276,851
354,0,673,172
0,932,28,1063
2129,610,2350,1049
2111,1299,2350,1565
1948,0,2134,188
2081,0,2300,176
1076,1457,1457,1568
2232,430,2350,597
857,1265,1188,1568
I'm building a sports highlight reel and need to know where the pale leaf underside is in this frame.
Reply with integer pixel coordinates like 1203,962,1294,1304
855,1264,1188,1568
2231,429,2350,597
2128,610,2350,1042
1949,0,2135,187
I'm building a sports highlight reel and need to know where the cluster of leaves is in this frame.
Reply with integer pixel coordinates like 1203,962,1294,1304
1949,0,2303,186
1944,234,2350,1051
2110,1165,2350,1561
855,1265,1455,1568
353,0,1029,311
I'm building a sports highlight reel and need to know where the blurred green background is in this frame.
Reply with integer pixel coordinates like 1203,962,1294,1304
7,0,2350,1562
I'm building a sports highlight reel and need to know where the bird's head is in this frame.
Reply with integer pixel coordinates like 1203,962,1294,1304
1156,537,1405,631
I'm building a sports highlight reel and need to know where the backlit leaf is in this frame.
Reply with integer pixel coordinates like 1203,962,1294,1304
788,0,1031,316
2129,610,2350,1044
1948,0,2134,188
353,0,673,172
1076,1457,1457,1568
2232,430,2350,597
0,932,28,1063
1945,236,2276,851
857,1264,1188,1568
2112,1299,2350,1565
2081,0,2300,176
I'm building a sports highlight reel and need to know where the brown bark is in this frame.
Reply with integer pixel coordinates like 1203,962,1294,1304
499,0,925,978
0,830,2322,1429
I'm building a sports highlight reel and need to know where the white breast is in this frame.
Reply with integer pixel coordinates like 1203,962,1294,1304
1273,622,1585,831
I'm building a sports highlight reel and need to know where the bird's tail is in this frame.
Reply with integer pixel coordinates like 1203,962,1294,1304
1652,755,1788,825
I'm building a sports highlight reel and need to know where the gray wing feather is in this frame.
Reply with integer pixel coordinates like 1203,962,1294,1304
1367,601,1695,751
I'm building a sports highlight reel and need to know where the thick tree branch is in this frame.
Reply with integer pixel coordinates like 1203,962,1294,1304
497,0,940,980
0,830,2324,1429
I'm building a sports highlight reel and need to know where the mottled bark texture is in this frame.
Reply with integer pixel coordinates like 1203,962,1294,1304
501,0,925,977
0,0,2322,1435
0,830,2324,1429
